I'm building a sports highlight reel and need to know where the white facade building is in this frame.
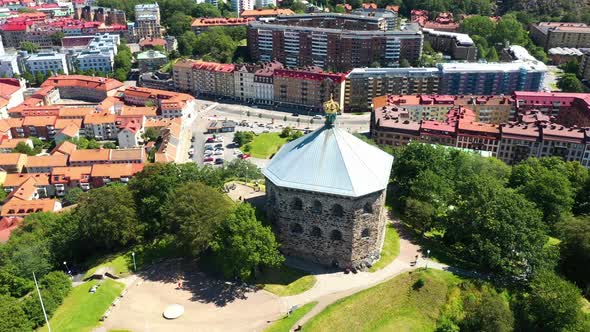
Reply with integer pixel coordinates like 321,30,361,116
255,0,276,9
0,35,19,77
25,52,69,75
231,0,254,13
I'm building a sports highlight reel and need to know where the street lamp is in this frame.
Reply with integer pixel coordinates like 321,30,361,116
63,261,71,276
131,252,137,272
425,249,431,270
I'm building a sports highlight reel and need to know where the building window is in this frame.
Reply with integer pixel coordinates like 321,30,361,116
331,204,343,217
292,197,303,210
312,200,322,214
291,223,303,234
361,228,370,238
330,229,343,241
363,202,373,214
311,226,322,238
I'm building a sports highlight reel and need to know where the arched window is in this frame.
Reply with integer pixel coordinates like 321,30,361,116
311,226,322,238
361,228,370,238
291,223,303,234
312,200,322,214
330,229,343,241
331,204,344,217
363,202,373,214
292,197,303,210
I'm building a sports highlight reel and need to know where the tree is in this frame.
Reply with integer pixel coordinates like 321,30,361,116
400,59,411,67
519,270,586,332
162,182,232,256
22,289,58,329
447,176,548,277
460,286,514,332
192,3,222,17
233,131,255,146
224,159,262,180
0,265,33,298
486,47,499,62
557,73,585,92
560,60,580,74
167,12,192,36
510,158,575,227
210,203,284,280
12,142,35,156
178,31,197,56
50,31,64,46
493,14,528,46
290,1,307,13
555,216,590,297
403,198,435,233
35,71,45,85
87,139,100,149
76,185,143,251
0,295,32,332
461,15,495,39
63,187,83,206
103,141,117,149
142,127,160,142
40,271,71,300
19,41,38,53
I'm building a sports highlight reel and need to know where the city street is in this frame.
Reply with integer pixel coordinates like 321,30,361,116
188,100,372,167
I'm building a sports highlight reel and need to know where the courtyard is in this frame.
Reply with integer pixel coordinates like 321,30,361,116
101,260,284,332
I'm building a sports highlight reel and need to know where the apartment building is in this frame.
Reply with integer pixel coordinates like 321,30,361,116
134,3,162,39
84,113,117,140
25,154,68,173
172,59,197,93
372,94,515,124
50,166,92,193
122,86,195,118
247,20,423,71
372,104,590,167
191,17,254,34
438,62,546,95
344,67,440,112
23,52,69,75
41,75,123,102
22,115,57,140
273,68,346,112
191,61,236,98
351,8,398,30
137,50,168,72
530,22,590,50
231,0,254,13
0,153,27,173
274,13,390,31
74,6,127,25
422,28,477,61
90,163,144,187
240,8,295,20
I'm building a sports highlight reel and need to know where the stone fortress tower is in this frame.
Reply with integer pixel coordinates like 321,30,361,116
263,97,394,269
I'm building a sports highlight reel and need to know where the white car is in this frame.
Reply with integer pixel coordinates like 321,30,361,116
188,148,194,155
204,150,213,156
234,149,242,155
313,115,323,120
214,149,224,155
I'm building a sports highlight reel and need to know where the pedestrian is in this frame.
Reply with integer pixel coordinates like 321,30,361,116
239,196,242,201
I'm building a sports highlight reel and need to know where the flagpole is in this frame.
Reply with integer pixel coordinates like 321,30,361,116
33,272,52,332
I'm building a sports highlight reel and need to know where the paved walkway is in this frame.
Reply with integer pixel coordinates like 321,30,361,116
273,221,450,329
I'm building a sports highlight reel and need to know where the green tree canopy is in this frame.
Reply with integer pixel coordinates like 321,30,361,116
12,142,35,156
557,73,585,92
162,182,232,256
0,295,32,332
76,185,143,251
210,203,284,280
555,216,590,297
62,187,83,206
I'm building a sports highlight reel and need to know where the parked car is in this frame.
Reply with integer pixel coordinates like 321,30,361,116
204,150,213,156
214,149,224,155
204,145,214,151
239,153,251,160
215,158,224,165
266,124,274,129
214,143,224,149
206,137,215,143
188,148,194,155
190,136,195,142
292,113,300,117
313,115,323,120
203,157,214,162
214,137,224,143
234,149,242,155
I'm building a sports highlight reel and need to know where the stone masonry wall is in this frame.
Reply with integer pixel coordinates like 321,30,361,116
265,179,387,269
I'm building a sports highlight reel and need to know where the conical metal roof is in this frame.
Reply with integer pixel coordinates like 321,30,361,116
263,126,394,197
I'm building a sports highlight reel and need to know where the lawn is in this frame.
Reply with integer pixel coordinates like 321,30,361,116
83,253,132,279
368,223,400,272
302,269,461,332
265,302,318,332
83,236,179,279
243,133,288,159
256,265,317,297
40,279,125,332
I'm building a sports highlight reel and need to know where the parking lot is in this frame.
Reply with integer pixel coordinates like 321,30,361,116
190,103,324,167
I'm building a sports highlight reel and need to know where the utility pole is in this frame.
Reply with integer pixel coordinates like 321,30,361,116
33,272,51,332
